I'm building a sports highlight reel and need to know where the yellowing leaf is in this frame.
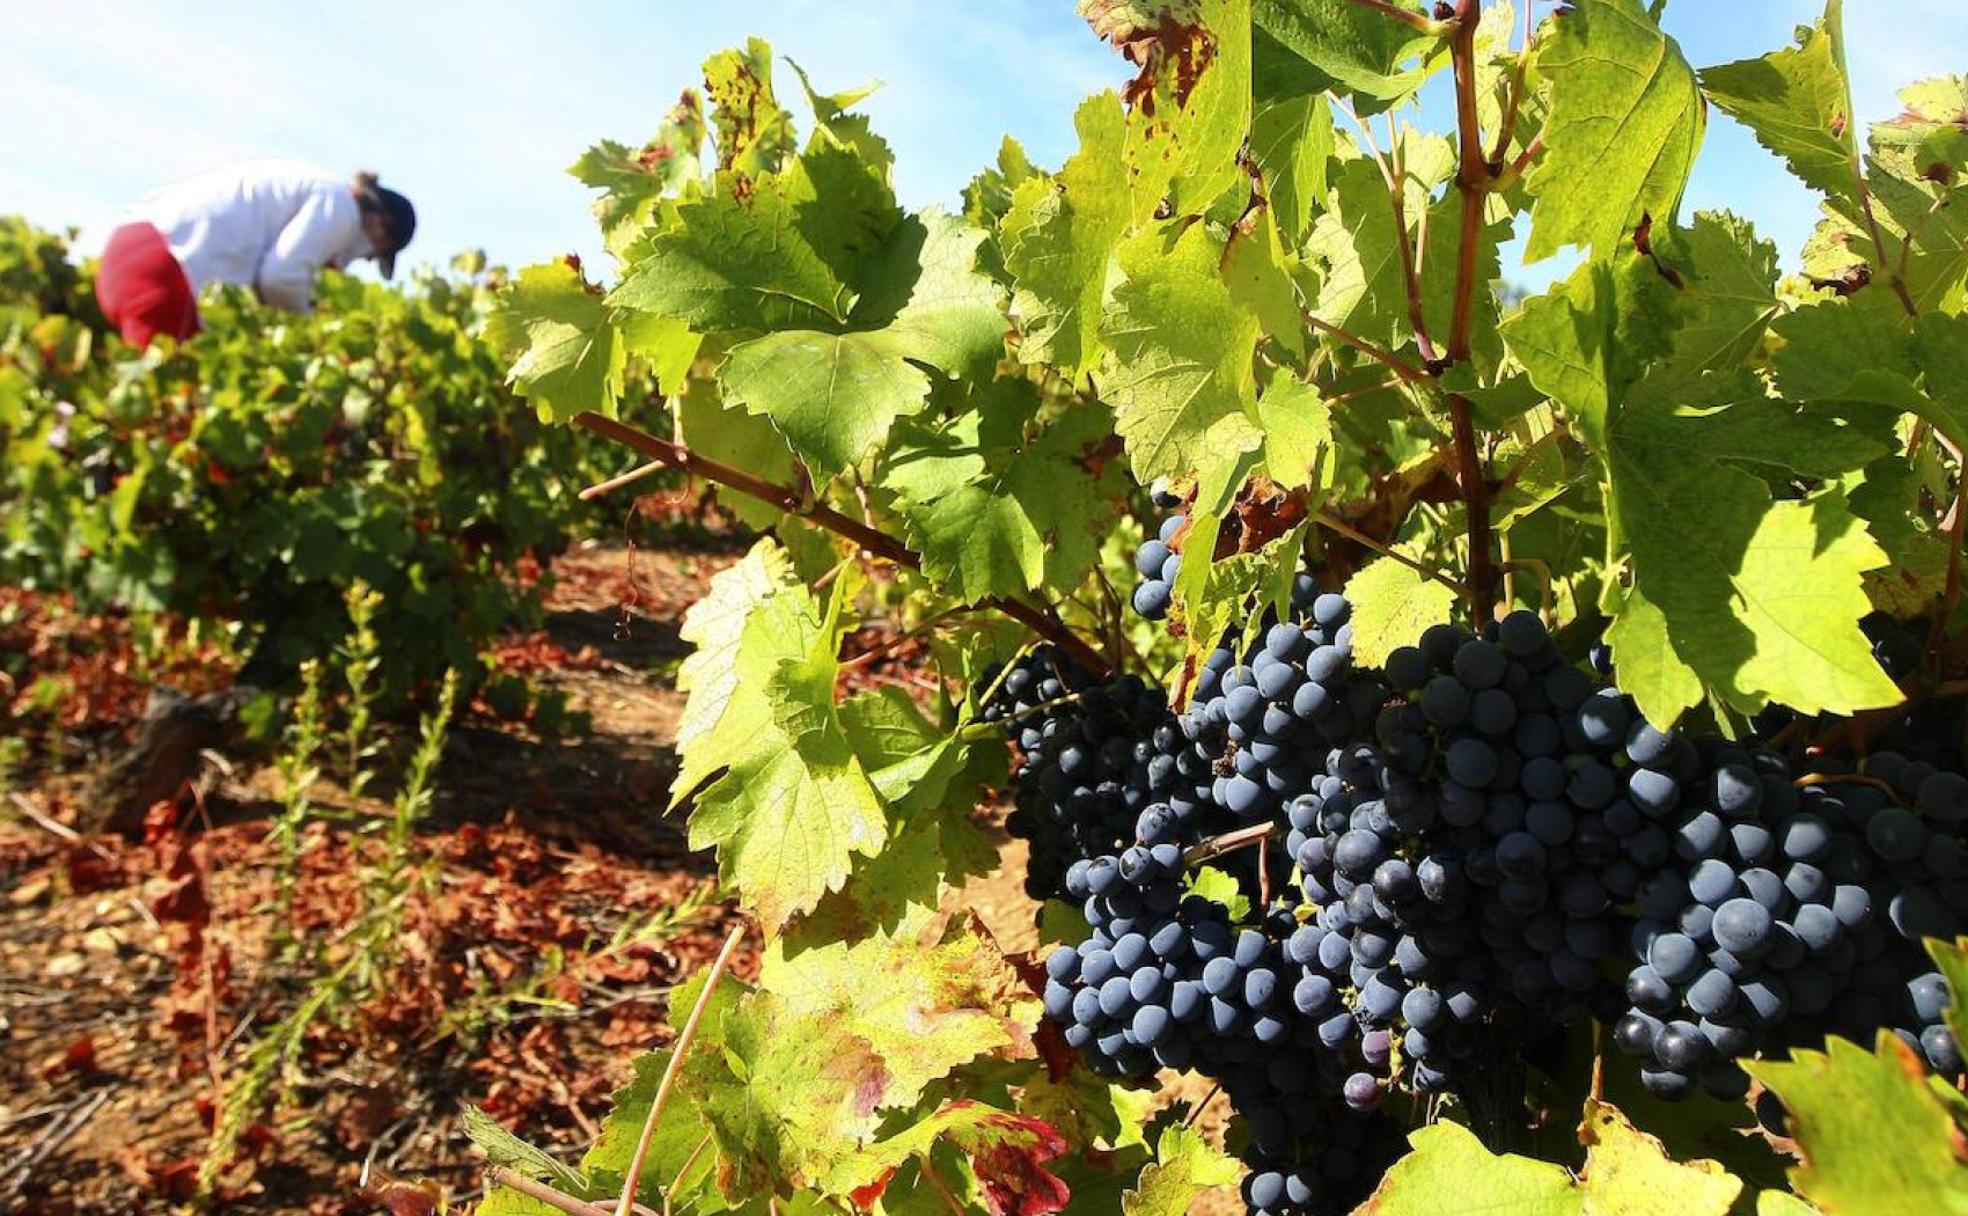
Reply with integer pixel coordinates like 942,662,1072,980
1578,1099,1742,1216
1748,1035,1968,1216
485,262,627,422
1122,1125,1241,1216
1343,556,1459,669
1359,1121,1581,1215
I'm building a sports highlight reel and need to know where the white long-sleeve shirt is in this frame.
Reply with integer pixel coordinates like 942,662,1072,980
127,160,375,313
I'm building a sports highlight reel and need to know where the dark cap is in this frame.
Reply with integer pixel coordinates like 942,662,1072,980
371,186,416,279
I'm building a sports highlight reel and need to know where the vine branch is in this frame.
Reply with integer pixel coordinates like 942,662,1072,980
611,922,746,1216
571,411,1109,675
1445,0,1498,623
1301,311,1431,385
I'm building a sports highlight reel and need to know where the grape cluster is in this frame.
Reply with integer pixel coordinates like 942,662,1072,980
1004,574,1968,1211
1616,741,1968,1096
988,647,1221,901
1191,598,1385,824
1043,806,1403,1214
1278,611,1662,1104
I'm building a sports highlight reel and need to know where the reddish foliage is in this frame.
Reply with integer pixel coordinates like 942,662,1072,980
0,588,234,740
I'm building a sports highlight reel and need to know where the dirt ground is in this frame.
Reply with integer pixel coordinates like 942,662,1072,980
0,540,1229,1216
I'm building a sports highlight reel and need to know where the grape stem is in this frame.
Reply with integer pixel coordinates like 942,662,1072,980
1301,310,1431,386
610,922,746,1216
1182,821,1279,869
1313,510,1470,602
487,1168,656,1216
571,411,1110,676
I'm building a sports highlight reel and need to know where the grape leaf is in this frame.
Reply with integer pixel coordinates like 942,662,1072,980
568,89,706,257
1104,0,1253,220
674,539,801,758
610,167,859,335
1255,379,1334,494
831,1100,1070,1213
1101,221,1264,483
1594,373,1895,720
675,373,795,531
1305,158,1413,351
1343,555,1459,669
1931,937,1968,1048
1576,1099,1742,1216
1666,211,1781,375
1186,866,1251,923
703,37,797,181
1769,291,1927,436
1121,1125,1240,1216
579,1051,721,1210
485,262,627,422
1251,92,1334,246
855,209,1009,383
1604,583,1704,730
1699,0,1859,202
676,551,888,935
1251,0,1444,113
1747,1034,1968,1216
1359,1120,1581,1215
1002,94,1132,379
1223,204,1306,359
883,398,1117,603
718,328,930,475
1525,0,1704,262
761,912,1039,1111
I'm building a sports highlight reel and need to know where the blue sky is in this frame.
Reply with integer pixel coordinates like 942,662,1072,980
2,2,1959,287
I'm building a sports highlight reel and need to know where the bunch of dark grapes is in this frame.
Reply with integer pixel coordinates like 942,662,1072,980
1042,828,1403,1214
987,646,1221,900
1280,610,1657,1104
1192,594,1385,823
1132,486,1188,621
1616,740,1968,1097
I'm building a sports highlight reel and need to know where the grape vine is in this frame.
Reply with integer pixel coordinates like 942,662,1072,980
476,3,1968,1214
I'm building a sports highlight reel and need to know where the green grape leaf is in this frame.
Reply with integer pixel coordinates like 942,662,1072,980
619,310,702,396
1306,158,1412,350
1187,866,1252,923
761,912,1039,1111
1848,456,1950,618
1251,0,1444,112
1101,222,1264,483
1748,1034,1968,1216
1867,82,1968,314
1756,1193,1820,1216
1002,94,1132,379
786,57,893,177
884,400,1116,603
610,169,858,335
1121,1124,1241,1216
1667,211,1781,375
1251,92,1334,246
1419,189,1513,375
485,261,627,422
1223,204,1306,359
579,1051,721,1209
675,374,795,531
1699,0,1858,201
1343,555,1459,669
676,549,888,935
855,209,1009,383
1102,0,1254,220
568,91,706,258
1931,937,1968,1049
1591,372,1896,721
1255,379,1334,494
718,329,930,476
1577,1099,1743,1216
1604,583,1704,730
1360,1120,1581,1215
1769,291,1928,435
1507,257,1894,720
1525,0,1704,262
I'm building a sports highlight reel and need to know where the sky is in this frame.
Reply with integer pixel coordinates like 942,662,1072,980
1,1,1961,289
